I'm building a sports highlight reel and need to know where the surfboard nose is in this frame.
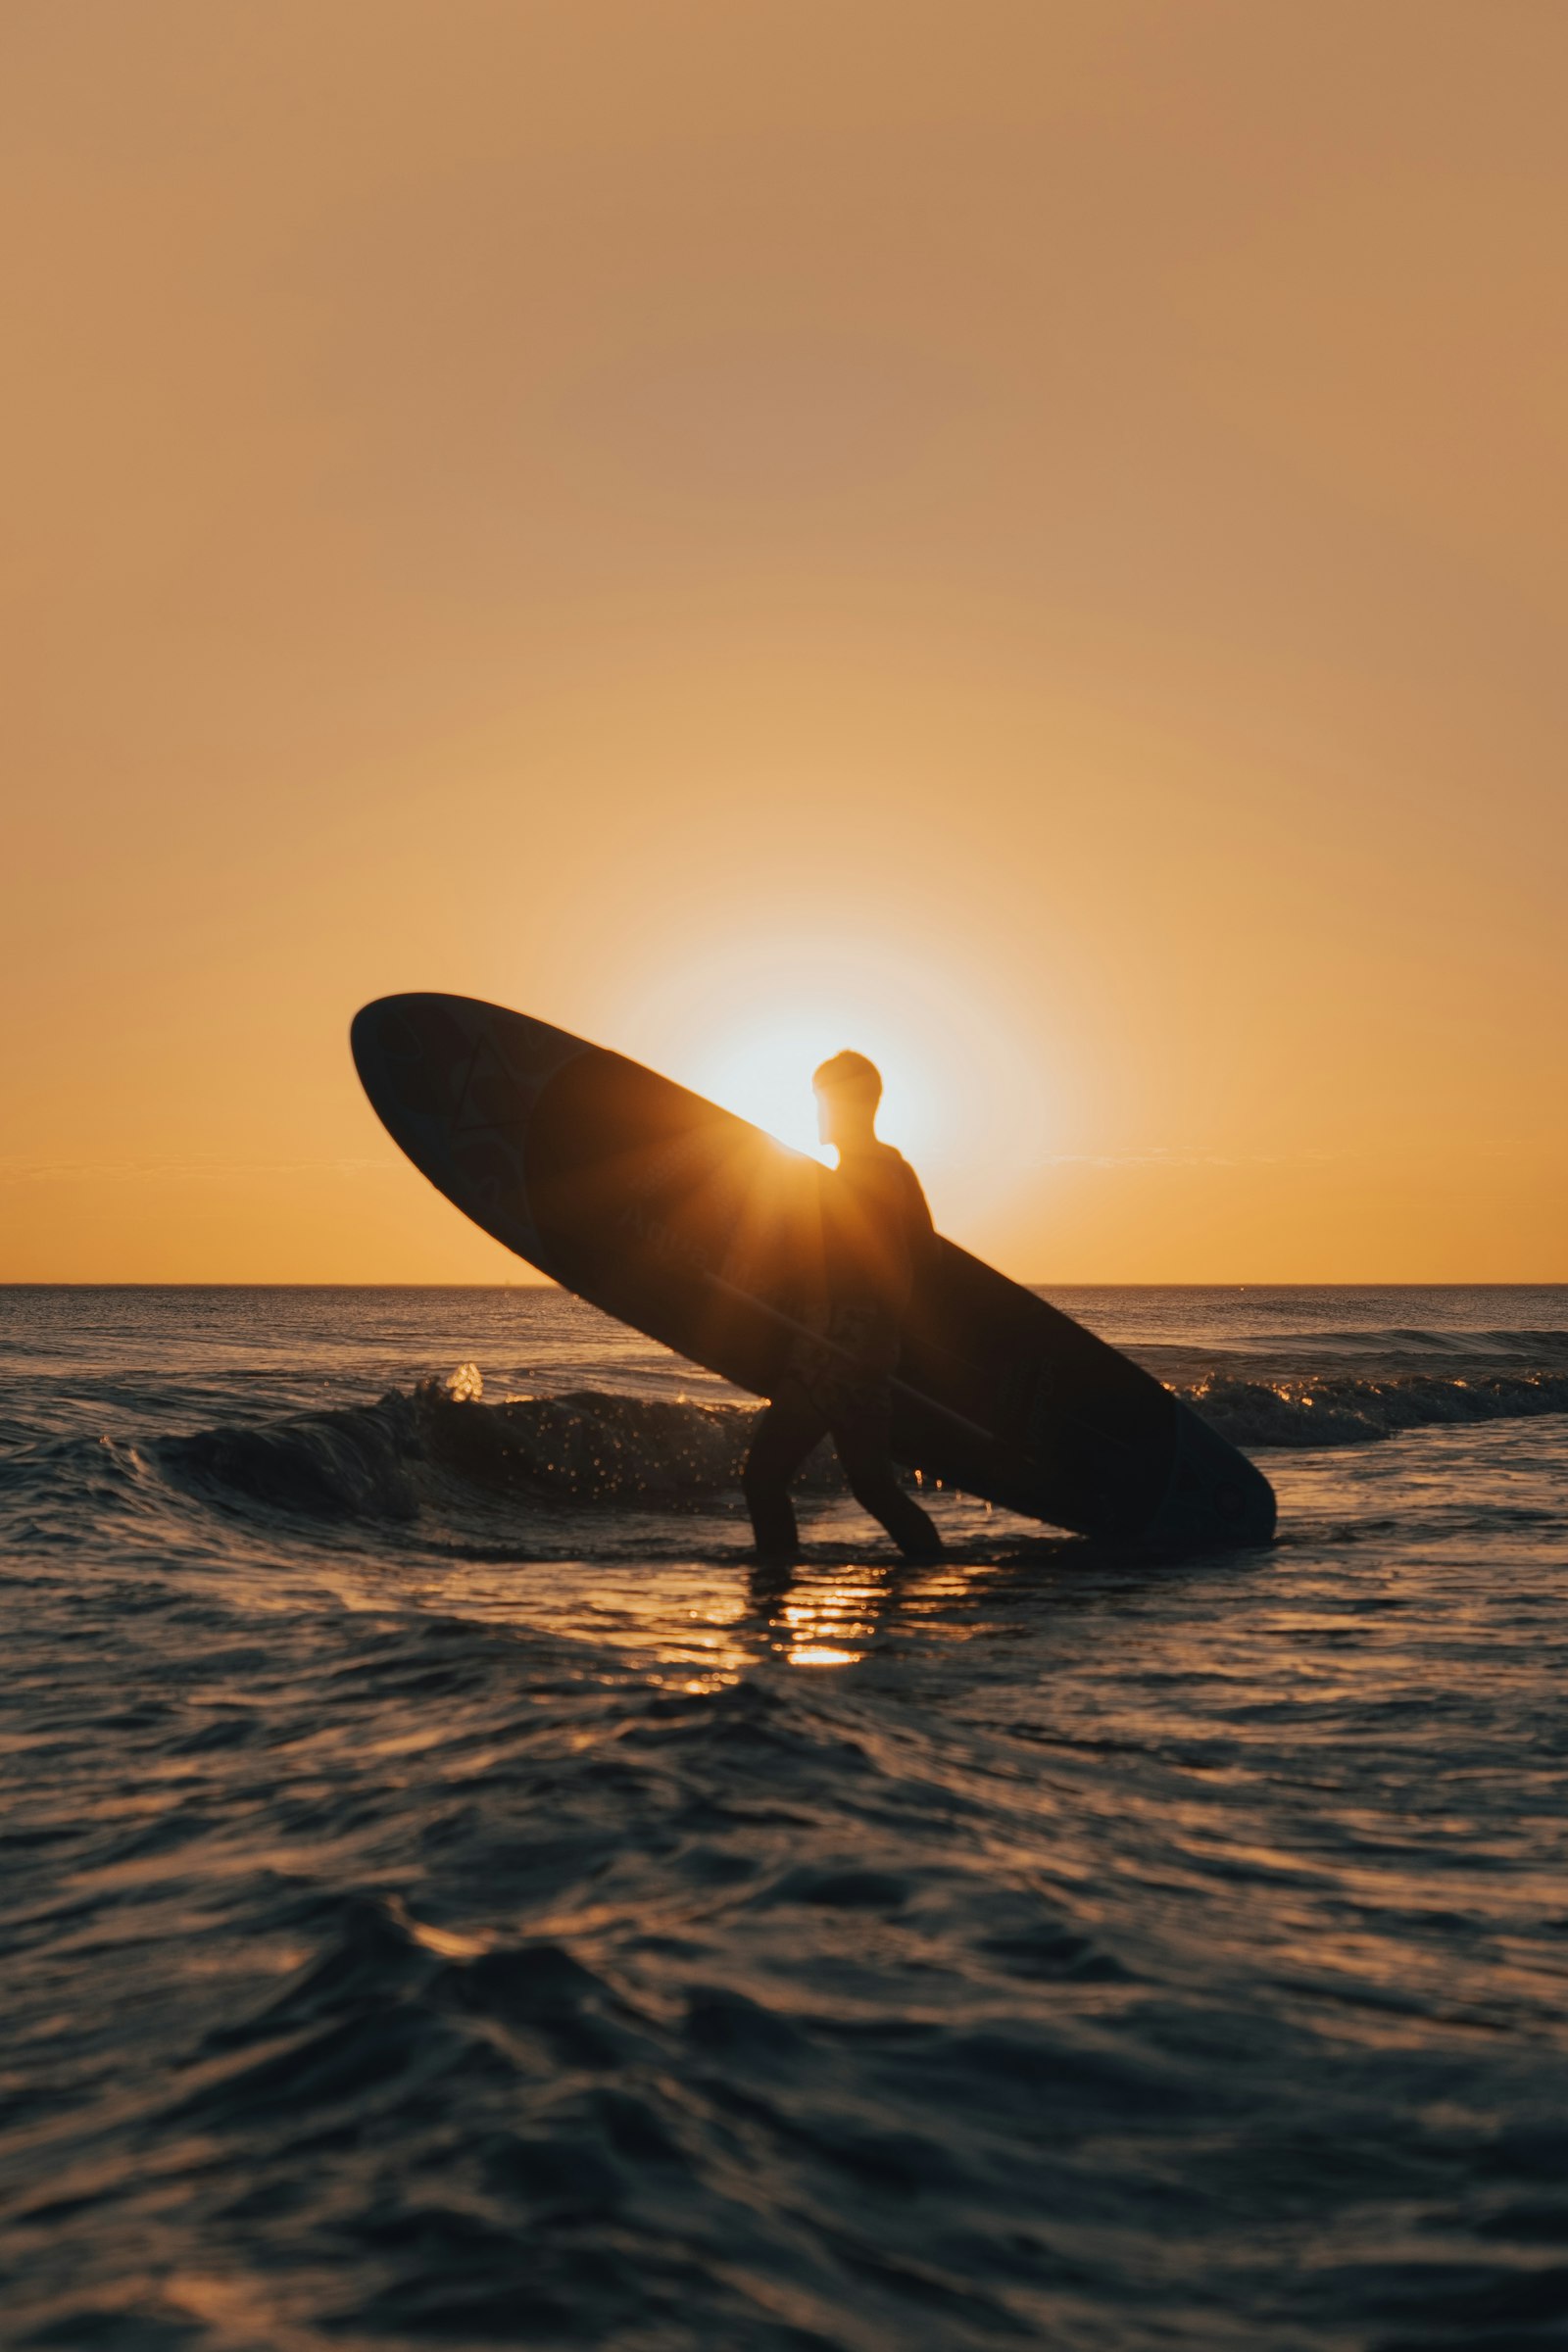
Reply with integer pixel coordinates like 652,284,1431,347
350,995,414,1084
351,996,447,1122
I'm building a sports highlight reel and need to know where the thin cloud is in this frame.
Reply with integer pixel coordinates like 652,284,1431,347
1044,1149,1348,1169
0,1157,394,1185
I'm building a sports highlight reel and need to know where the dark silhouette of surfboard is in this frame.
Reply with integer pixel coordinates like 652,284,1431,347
352,994,1276,1548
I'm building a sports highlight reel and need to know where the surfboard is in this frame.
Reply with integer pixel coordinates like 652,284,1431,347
351,994,1276,1549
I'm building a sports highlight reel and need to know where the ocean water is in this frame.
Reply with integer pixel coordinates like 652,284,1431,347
2,1283,1566,2352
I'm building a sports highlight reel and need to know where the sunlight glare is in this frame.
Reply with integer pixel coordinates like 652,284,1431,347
615,936,1052,1240
692,1014,931,1160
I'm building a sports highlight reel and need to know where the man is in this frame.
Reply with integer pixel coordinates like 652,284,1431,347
743,1052,945,1568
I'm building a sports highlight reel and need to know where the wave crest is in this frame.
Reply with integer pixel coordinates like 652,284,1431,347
160,1378,766,1524
1191,1368,1568,1449
146,1355,1568,1531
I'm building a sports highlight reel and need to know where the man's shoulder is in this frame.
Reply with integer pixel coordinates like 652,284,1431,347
838,1142,926,1193
846,1142,915,1182
877,1148,933,1224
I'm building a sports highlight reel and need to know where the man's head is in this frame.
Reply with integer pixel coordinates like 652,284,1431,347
812,1051,882,1151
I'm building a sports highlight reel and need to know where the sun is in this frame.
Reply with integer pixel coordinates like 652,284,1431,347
611,934,1052,1239
691,1012,932,1160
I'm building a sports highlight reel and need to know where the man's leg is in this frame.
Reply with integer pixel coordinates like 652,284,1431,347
830,1392,945,1562
742,1383,829,1566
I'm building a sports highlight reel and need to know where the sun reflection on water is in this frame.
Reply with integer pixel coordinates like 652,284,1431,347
397,1499,1049,1688
772,1568,893,1667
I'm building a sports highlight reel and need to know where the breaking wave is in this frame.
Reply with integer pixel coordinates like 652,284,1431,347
142,1355,1568,1533
159,1372,769,1524
1191,1367,1568,1449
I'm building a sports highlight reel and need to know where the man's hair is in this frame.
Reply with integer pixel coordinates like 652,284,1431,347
812,1050,882,1108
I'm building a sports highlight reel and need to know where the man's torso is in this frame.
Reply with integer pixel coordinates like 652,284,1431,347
789,1145,933,1406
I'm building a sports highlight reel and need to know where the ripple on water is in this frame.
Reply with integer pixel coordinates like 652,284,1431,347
1,1287,1566,2347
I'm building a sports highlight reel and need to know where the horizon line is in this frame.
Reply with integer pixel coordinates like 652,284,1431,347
3,1279,1565,1293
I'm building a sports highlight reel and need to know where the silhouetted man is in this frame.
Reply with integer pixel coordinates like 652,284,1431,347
743,1052,945,1568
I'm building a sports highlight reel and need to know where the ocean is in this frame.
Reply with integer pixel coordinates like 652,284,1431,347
2,1283,1566,2351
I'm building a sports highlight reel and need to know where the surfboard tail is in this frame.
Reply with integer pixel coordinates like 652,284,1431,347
1141,1400,1277,1550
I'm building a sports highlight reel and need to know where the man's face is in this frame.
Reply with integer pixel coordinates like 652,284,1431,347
815,1087,869,1150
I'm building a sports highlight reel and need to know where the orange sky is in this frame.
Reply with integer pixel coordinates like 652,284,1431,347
4,1,1564,1283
